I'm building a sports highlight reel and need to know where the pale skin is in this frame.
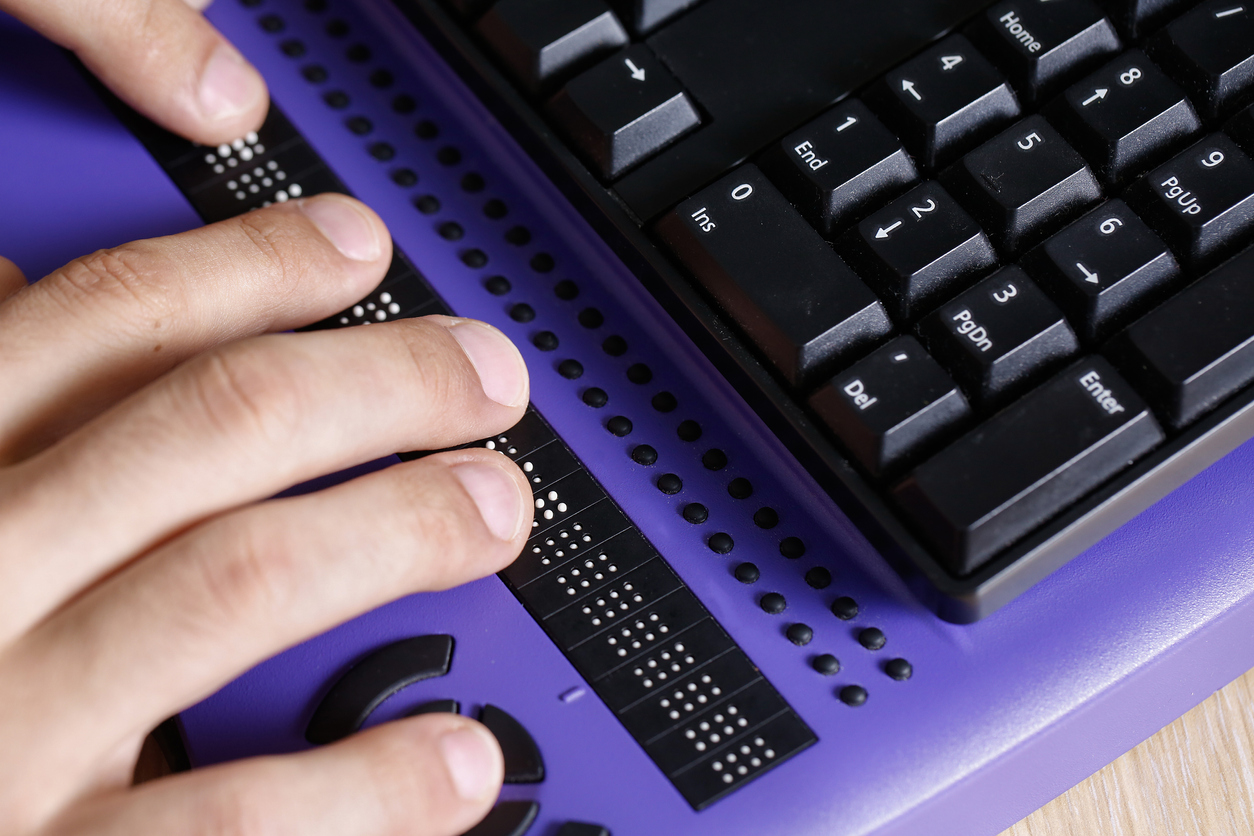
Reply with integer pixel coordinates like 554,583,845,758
0,1,534,834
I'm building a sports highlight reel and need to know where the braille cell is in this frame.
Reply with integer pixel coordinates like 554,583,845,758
554,280,579,300
415,120,440,139
391,169,418,187
606,416,633,436
631,444,658,466
831,596,859,620
786,623,814,646
760,592,787,614
727,478,753,500
484,276,511,295
484,199,509,219
280,39,306,57
509,303,535,323
753,507,779,529
708,532,734,554
885,658,913,681
461,250,488,268
325,19,349,37
702,449,728,471
369,142,396,161
531,253,556,272
370,69,394,88
582,387,608,408
734,562,760,584
346,44,372,63
414,195,440,214
804,567,832,590
627,363,653,384
392,94,417,114
437,146,462,165
326,91,351,110
558,359,584,379
682,503,709,524
812,654,840,675
533,331,559,351
779,537,805,559
302,65,328,83
438,222,464,241
602,335,627,355
657,473,683,494
259,14,285,32
579,308,605,328
505,226,532,246
840,685,868,706
858,627,886,650
677,420,702,442
652,392,678,412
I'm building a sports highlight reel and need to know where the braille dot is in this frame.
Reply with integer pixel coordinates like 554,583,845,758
326,91,352,110
831,596,859,620
627,363,653,384
760,592,786,614
582,388,608,408
558,359,584,379
553,280,579,300
602,335,627,355
325,19,349,36
461,172,486,192
438,222,464,241
302,64,328,83
505,226,532,245
369,142,396,161
259,15,285,32
754,507,779,529
461,249,488,268
484,276,511,295
702,449,728,471
437,146,462,165
533,331,559,351
578,308,605,329
708,532,734,554
859,627,886,650
414,194,441,214
780,537,805,559
414,120,439,139
786,623,814,646
346,116,373,135
840,685,868,707
509,303,535,323
280,39,306,57
346,44,371,62
886,658,913,681
531,253,555,272
632,445,658,466
734,562,760,584
805,567,832,589
391,169,418,187
484,199,508,219
606,416,633,437
812,654,840,675
677,420,702,442
682,503,709,524
370,69,395,88
304,0,326,10
727,478,753,500
651,392,678,412
657,473,683,495
392,94,417,113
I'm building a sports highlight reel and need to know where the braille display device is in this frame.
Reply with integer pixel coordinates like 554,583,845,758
4,0,1254,832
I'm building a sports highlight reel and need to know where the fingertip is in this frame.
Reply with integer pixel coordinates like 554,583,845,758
438,721,505,803
298,195,390,264
197,41,269,132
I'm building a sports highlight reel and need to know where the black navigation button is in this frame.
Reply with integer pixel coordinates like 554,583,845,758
555,824,610,836
463,801,540,836
549,44,700,179
1148,0,1254,121
480,705,545,783
407,699,460,716
305,635,454,745
476,0,628,95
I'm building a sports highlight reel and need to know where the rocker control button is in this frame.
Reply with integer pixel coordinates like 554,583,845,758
462,801,540,836
479,705,546,784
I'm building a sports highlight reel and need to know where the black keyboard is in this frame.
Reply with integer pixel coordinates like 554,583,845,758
396,0,1254,620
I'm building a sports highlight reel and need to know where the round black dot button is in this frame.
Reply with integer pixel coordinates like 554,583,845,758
885,658,913,681
484,276,511,295
858,627,886,650
345,112,371,131
839,685,868,706
579,308,605,328
831,596,859,620
606,416,633,437
657,473,683,494
369,142,396,161
438,222,463,241
530,253,555,272
301,64,328,83
326,91,352,110
682,503,708,524
391,169,418,187
627,363,653,384
727,477,753,499
460,249,488,269
651,392,678,412
759,592,787,614
259,14,285,32
484,199,508,219
371,69,395,88
532,331,559,351
582,387,608,408
325,18,349,36
508,303,535,323
415,119,439,139
786,623,813,646
602,335,628,355
805,567,832,589
346,43,371,62
505,225,532,245
554,280,579,300
702,449,728,471
734,562,759,584
631,445,658,466
812,654,840,675
677,420,702,442
414,195,440,214
780,536,806,559
558,359,584,379
280,39,306,57
437,146,462,166
392,94,417,113
461,172,486,192
753,507,779,529
708,532,734,554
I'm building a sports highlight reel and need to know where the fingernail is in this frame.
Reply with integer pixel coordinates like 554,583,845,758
439,726,502,801
198,42,266,122
446,322,529,408
300,196,383,262
451,461,526,542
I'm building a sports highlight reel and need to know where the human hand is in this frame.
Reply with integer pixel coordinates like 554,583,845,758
0,195,533,835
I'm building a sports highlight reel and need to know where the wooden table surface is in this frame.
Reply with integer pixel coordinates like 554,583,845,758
1001,667,1254,835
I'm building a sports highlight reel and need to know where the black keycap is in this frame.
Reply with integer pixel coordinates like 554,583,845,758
1230,103,1254,154
865,34,1021,171
1148,0,1254,121
1124,133,1254,272
1107,245,1254,429
549,44,700,179
644,678,790,775
480,705,545,783
758,100,918,236
463,802,540,836
607,0,698,34
892,356,1163,574
476,0,628,95
809,336,971,478
1021,199,1180,343
1097,0,1196,41
965,0,1121,106
837,182,998,322
656,166,893,387
943,115,1103,256
1047,50,1202,186
917,266,1080,408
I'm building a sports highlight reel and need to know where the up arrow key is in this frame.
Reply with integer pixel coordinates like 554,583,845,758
901,79,922,101
624,58,646,81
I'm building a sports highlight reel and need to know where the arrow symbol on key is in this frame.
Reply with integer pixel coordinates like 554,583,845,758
901,79,922,101
1077,262,1100,284
625,58,646,81
876,220,904,239
1083,88,1108,106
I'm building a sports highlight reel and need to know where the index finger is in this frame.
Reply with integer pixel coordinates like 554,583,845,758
7,0,269,146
